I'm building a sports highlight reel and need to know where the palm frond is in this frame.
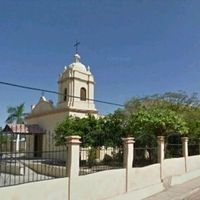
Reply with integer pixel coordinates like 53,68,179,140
6,114,17,123
6,103,26,124
7,107,17,114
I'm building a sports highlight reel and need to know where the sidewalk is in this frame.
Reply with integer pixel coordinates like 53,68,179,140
108,176,200,200
146,176,200,200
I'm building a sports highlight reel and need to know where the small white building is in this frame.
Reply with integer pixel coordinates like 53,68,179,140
26,53,98,156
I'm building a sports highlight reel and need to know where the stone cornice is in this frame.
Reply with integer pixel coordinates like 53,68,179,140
26,107,98,119
58,76,94,84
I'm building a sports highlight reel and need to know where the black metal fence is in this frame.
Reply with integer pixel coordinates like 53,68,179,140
165,143,182,158
79,146,123,175
1,130,200,185
188,138,200,156
188,144,200,156
0,131,67,187
133,147,157,167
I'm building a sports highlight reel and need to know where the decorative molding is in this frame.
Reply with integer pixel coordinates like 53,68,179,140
58,76,94,84
26,107,98,119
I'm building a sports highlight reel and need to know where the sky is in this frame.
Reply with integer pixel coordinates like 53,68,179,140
0,0,200,127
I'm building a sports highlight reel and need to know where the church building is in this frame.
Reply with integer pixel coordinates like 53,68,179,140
26,53,98,155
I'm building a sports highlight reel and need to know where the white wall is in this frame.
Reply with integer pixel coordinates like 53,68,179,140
187,155,200,171
1,157,200,200
0,178,68,200
72,169,126,200
163,158,185,178
129,164,161,191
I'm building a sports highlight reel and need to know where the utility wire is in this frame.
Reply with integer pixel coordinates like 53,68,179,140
0,81,124,107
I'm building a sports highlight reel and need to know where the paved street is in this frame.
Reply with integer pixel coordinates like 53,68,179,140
146,177,200,200
186,188,200,200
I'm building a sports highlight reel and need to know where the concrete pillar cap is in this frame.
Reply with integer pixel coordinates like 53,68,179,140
65,135,81,144
122,137,135,144
157,136,165,141
181,136,189,142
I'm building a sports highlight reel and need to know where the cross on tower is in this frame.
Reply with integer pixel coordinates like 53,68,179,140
74,41,80,54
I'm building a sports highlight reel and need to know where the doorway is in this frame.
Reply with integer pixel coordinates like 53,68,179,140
34,134,43,157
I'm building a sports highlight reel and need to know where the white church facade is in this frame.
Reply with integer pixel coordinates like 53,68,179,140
26,53,98,156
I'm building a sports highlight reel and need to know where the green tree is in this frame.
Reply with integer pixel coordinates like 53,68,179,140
124,91,200,116
123,92,200,139
54,112,128,148
54,91,200,148
6,103,27,124
54,115,104,147
5,103,27,152
102,110,127,147
181,107,200,139
128,107,188,146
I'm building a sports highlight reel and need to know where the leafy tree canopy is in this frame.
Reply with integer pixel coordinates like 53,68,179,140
54,113,127,147
124,91,200,138
54,91,200,147
127,107,188,146
55,115,104,147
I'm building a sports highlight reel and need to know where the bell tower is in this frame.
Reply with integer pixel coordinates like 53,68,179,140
58,53,97,114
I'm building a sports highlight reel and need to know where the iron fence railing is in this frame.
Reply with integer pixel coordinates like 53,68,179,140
133,147,157,167
165,143,182,158
79,147,124,175
1,130,200,186
188,144,200,156
0,150,67,187
0,132,67,187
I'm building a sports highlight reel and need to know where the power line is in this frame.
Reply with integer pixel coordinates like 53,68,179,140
0,81,124,107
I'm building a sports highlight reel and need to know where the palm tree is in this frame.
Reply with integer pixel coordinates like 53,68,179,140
6,103,27,124
6,103,27,152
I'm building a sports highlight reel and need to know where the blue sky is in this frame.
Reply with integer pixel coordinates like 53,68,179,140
0,1,200,127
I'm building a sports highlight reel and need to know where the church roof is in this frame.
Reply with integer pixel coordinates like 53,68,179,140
2,124,45,135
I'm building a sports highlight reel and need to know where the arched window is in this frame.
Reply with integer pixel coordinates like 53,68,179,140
63,88,67,101
80,87,86,101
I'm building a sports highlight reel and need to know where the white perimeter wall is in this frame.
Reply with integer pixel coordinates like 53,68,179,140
129,164,161,190
72,169,126,200
1,156,200,200
0,178,68,200
188,155,200,171
163,157,185,178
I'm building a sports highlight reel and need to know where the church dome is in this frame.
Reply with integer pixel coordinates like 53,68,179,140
68,54,87,72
